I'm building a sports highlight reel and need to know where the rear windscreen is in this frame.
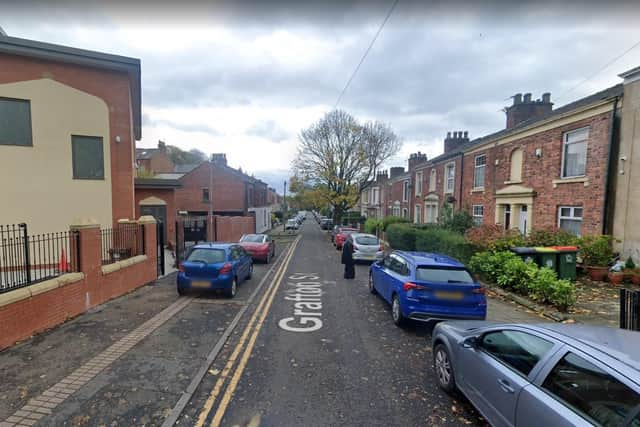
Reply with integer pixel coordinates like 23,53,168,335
355,236,378,245
241,235,265,243
415,267,474,283
186,248,226,264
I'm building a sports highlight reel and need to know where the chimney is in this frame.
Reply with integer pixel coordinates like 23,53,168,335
211,153,227,165
157,140,166,153
505,92,553,129
376,170,389,183
389,166,405,179
408,151,428,171
444,130,470,154
0,26,6,36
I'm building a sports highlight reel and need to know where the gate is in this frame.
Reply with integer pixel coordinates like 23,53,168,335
156,221,165,276
620,288,640,331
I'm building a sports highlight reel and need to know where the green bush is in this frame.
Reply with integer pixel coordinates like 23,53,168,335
438,203,475,234
415,227,476,264
526,228,580,247
469,250,576,311
386,223,416,250
580,235,613,267
382,216,410,231
364,218,383,235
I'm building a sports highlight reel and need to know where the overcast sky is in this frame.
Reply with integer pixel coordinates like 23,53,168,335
4,0,640,192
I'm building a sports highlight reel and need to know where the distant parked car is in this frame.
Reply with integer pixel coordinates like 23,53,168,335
431,322,640,427
285,219,299,230
239,234,275,263
177,243,252,298
320,218,334,230
368,251,487,326
348,233,384,262
334,227,359,250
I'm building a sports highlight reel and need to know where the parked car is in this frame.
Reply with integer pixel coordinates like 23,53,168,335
368,251,487,326
334,227,359,250
348,233,384,262
285,219,299,230
177,243,252,298
239,233,275,263
431,322,640,427
320,218,334,230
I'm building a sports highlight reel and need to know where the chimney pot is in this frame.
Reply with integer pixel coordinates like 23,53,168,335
463,131,468,138
447,131,451,139
514,93,522,104
523,93,532,103
542,92,551,103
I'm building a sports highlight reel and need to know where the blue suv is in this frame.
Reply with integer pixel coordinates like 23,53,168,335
369,251,487,326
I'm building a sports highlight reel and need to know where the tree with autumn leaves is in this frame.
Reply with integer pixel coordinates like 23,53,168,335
293,110,401,222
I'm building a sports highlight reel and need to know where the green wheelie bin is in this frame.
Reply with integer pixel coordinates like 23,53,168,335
551,245,578,281
510,247,538,264
534,247,558,270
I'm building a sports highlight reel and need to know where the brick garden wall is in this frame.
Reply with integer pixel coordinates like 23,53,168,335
215,216,255,242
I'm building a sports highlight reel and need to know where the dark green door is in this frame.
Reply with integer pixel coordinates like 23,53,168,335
140,205,167,244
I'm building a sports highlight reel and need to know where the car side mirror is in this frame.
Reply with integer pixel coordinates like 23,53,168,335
462,336,479,349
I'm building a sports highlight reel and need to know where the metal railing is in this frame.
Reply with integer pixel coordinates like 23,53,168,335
0,223,79,294
101,223,145,265
620,288,640,331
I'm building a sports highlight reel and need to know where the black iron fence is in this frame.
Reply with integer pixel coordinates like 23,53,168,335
101,223,145,265
620,288,640,331
0,223,79,294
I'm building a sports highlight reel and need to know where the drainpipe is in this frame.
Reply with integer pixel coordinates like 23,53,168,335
602,96,619,235
458,152,464,211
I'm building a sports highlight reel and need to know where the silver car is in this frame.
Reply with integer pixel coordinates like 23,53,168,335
431,322,640,427
349,233,384,262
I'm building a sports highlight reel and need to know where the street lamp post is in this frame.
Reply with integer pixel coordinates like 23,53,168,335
283,180,287,231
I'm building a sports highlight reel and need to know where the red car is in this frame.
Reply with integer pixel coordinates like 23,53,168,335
239,234,275,263
334,228,359,250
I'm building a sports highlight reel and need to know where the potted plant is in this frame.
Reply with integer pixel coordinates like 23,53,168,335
608,269,625,285
580,235,613,281
623,256,636,282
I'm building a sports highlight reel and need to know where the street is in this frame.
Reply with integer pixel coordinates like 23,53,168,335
0,219,542,427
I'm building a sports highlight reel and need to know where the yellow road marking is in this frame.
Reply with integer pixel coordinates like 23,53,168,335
194,236,300,427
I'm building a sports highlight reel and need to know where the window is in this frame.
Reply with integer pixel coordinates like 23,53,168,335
186,248,226,264
416,267,473,283
415,172,423,196
429,169,436,192
389,254,409,275
562,127,589,178
474,155,486,189
402,208,409,219
0,97,32,146
510,148,523,182
542,352,640,427
480,330,554,376
414,204,422,224
71,135,104,180
202,188,210,202
445,163,455,193
472,205,484,226
558,206,582,236
372,187,379,205
403,180,410,202
392,205,401,217
425,201,438,223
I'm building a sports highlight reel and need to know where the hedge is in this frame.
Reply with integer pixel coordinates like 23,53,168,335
415,227,477,264
386,223,416,250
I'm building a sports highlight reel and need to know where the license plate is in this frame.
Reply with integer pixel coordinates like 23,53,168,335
434,291,464,300
191,281,210,288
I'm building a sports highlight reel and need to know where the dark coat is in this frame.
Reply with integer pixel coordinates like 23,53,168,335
341,240,354,265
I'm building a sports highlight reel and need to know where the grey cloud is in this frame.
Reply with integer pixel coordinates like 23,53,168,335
246,120,290,143
143,115,222,136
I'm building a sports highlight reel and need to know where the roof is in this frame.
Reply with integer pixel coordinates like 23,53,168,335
396,251,465,268
136,148,160,160
0,34,142,140
134,177,182,189
174,163,201,173
192,243,236,250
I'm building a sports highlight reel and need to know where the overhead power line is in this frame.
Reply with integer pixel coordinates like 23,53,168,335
333,0,400,110
555,38,640,103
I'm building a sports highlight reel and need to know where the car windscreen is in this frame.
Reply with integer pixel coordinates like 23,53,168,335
186,248,226,264
241,235,265,243
355,236,378,245
415,267,474,283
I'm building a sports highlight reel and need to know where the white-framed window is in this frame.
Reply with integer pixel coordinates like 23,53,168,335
510,148,523,182
392,205,401,217
414,204,422,224
445,163,455,193
562,127,589,178
425,201,438,223
474,155,486,189
558,206,583,236
372,187,379,205
429,169,436,192
403,180,410,202
402,208,409,219
472,205,484,226
415,171,423,196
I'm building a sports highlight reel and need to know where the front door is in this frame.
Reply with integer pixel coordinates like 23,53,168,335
504,205,511,230
140,205,167,243
518,205,528,235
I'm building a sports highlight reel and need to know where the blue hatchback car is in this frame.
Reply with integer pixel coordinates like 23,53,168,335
369,251,487,326
177,243,253,298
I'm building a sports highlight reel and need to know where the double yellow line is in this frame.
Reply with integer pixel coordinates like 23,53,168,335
195,235,301,427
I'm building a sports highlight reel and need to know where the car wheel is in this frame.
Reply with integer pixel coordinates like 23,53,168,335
247,264,253,280
368,273,377,294
225,278,237,298
434,344,456,393
391,294,405,327
177,287,187,296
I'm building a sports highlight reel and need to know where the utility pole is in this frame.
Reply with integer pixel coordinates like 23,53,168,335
283,180,287,231
208,156,214,241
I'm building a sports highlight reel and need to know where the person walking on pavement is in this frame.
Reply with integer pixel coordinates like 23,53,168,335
342,236,355,279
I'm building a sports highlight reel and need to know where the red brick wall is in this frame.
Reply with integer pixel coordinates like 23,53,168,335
462,112,612,235
175,163,247,214
215,216,255,242
135,188,177,247
149,151,174,173
0,53,137,224
0,222,157,351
